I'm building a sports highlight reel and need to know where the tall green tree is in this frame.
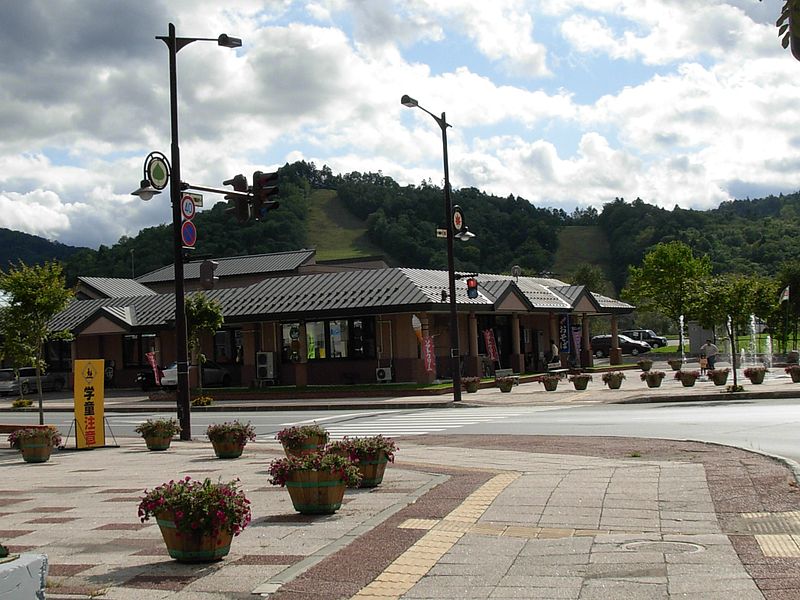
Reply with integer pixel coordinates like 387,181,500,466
623,241,712,353
185,293,224,397
0,261,73,423
692,274,777,389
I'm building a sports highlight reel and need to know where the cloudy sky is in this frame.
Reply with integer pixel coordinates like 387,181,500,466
0,0,795,249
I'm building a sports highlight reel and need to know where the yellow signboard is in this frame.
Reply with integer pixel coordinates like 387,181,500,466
73,359,105,449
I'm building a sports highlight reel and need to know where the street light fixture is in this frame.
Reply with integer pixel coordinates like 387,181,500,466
147,23,240,440
401,93,471,402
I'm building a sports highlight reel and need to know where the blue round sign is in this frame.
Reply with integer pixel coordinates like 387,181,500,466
181,220,197,248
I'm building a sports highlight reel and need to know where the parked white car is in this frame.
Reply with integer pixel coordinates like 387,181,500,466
159,361,231,389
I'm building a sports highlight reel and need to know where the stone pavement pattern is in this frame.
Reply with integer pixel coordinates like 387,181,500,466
4,432,800,599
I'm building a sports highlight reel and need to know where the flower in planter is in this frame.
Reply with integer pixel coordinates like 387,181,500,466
8,426,62,450
568,373,592,390
327,435,398,463
462,376,482,392
743,367,768,378
134,418,181,438
637,359,653,372
640,370,665,382
601,371,626,383
708,368,730,384
536,374,560,390
673,370,701,381
496,376,515,392
206,421,257,445
268,452,362,488
276,424,329,453
138,476,251,537
785,365,800,382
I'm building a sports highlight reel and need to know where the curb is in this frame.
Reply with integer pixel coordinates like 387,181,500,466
616,389,800,404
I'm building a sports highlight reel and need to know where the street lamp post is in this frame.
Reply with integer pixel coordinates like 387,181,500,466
155,23,241,440
401,94,462,402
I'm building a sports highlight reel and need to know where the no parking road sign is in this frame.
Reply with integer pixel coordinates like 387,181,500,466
181,220,197,249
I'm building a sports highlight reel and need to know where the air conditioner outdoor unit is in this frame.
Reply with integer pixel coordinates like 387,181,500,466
256,351,274,380
375,367,392,383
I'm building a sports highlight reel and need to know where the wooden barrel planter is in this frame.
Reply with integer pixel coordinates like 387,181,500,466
643,374,664,388
155,512,233,562
144,435,173,451
20,441,52,463
679,374,697,387
464,381,480,393
746,371,766,385
542,379,558,391
282,435,327,458
211,438,244,459
356,452,389,488
668,360,683,371
790,370,800,383
285,470,347,514
711,371,729,386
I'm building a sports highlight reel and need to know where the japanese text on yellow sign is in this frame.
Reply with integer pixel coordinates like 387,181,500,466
73,359,105,449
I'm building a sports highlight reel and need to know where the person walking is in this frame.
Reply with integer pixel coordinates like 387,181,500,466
700,339,719,369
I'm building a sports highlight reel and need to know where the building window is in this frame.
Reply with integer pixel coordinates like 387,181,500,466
306,321,326,359
282,323,301,362
329,320,349,358
280,317,375,363
212,329,241,364
123,334,156,367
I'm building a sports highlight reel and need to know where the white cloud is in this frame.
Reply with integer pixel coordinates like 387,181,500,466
0,0,798,250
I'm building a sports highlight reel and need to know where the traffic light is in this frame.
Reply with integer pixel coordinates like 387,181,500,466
199,259,219,290
251,170,280,221
223,174,250,223
466,277,478,299
777,0,800,61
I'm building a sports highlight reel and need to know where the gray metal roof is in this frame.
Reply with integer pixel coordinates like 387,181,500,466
52,267,633,333
592,292,635,312
78,277,156,297
135,249,316,283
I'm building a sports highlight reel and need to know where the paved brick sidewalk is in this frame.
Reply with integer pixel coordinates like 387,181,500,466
4,432,800,599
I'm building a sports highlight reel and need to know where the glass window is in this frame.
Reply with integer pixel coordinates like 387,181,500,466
280,317,376,362
123,334,156,367
123,335,141,367
282,322,301,362
350,318,376,358
329,320,349,358
214,330,233,364
307,321,326,359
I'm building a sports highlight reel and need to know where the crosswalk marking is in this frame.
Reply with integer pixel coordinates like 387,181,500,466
296,408,529,439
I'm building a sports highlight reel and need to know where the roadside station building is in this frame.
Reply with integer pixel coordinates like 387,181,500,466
50,250,634,388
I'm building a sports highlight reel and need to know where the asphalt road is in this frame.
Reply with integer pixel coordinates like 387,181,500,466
4,398,800,465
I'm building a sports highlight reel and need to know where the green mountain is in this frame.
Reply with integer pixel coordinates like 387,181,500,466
4,162,800,293
0,228,86,269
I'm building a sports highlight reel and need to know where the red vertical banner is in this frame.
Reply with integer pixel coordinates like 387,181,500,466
145,351,162,385
422,336,436,374
483,329,499,362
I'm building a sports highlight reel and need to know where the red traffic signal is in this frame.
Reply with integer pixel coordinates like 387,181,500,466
466,277,478,299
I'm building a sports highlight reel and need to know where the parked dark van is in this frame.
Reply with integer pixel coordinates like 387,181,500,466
590,334,651,358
